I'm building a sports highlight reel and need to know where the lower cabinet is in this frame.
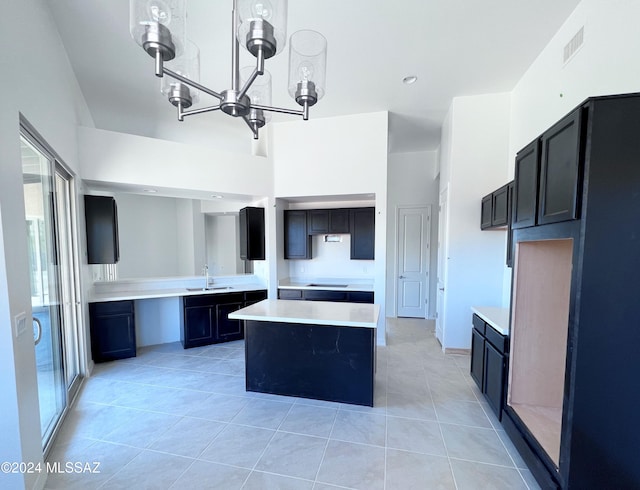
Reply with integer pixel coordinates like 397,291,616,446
277,289,374,304
181,290,267,348
89,300,136,362
470,313,507,419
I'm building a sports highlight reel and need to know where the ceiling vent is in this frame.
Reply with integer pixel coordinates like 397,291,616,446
563,27,584,65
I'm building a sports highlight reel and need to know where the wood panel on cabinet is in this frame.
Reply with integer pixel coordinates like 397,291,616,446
89,300,135,362
512,140,540,229
350,207,375,260
284,210,312,259
85,195,119,264
537,108,584,225
239,206,265,260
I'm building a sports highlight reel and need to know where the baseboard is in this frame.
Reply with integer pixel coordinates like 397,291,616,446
444,347,470,355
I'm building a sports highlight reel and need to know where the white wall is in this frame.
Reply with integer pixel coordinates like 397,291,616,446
386,151,440,318
79,127,273,199
509,0,640,165
0,1,93,488
206,215,242,276
135,297,181,346
271,112,389,343
438,93,511,350
176,199,206,276
114,193,181,279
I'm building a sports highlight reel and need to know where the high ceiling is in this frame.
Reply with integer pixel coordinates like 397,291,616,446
48,0,580,155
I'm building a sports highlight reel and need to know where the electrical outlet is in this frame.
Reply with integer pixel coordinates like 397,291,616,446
14,312,26,338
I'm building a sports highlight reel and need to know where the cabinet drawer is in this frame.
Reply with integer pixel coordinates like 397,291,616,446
90,300,134,315
485,325,508,354
347,291,374,304
304,290,348,302
278,289,303,300
472,314,486,335
184,294,217,308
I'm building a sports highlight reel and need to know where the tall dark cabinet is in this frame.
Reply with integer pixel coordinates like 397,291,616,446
283,210,312,259
350,207,375,260
84,195,119,264
239,206,265,260
504,93,640,489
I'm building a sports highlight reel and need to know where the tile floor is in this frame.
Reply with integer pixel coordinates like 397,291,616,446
45,318,540,490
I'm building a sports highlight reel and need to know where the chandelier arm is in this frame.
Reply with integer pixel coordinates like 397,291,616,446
241,115,259,139
250,103,305,117
238,48,266,101
180,105,222,118
163,67,223,100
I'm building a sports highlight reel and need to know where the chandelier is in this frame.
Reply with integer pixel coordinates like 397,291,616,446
129,0,327,140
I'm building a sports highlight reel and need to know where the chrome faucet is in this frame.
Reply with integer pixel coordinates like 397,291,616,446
203,264,210,289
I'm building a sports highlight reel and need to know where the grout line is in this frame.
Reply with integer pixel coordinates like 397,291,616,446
312,399,340,484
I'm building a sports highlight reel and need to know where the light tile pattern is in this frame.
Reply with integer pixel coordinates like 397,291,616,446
45,318,540,489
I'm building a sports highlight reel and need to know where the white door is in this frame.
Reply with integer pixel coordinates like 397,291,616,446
436,187,449,344
397,206,430,318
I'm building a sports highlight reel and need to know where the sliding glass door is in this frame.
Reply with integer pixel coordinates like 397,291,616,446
21,126,81,451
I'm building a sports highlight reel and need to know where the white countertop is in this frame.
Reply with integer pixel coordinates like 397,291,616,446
278,278,374,292
471,306,510,336
229,299,379,329
90,283,267,303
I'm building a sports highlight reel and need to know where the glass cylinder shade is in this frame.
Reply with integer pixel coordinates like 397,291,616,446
240,67,272,121
288,30,327,103
130,0,187,59
237,0,288,57
162,40,200,104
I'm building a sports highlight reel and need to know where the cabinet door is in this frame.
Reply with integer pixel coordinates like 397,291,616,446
239,207,265,260
184,306,214,348
470,328,485,391
89,301,136,362
538,109,583,225
278,289,303,300
284,210,312,259
512,140,540,229
216,301,244,341
481,194,492,229
350,207,375,260
329,209,350,233
85,195,119,264
483,342,505,419
491,184,509,227
244,290,267,305
308,209,329,234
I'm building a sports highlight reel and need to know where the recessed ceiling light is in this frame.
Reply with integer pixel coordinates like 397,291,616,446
211,194,223,199
402,75,418,85
142,189,157,193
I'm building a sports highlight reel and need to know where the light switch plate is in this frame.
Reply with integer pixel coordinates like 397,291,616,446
14,312,27,338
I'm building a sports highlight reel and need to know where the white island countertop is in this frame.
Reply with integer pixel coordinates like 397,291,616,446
229,299,379,329
471,306,510,335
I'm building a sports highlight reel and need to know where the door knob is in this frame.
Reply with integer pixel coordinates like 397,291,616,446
439,287,445,291
399,275,405,279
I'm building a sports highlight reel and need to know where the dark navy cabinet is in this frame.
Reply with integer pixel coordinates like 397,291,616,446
85,195,119,264
469,313,507,420
239,206,265,260
284,210,312,259
181,290,266,348
89,300,135,362
278,289,374,304
512,140,540,229
350,207,375,260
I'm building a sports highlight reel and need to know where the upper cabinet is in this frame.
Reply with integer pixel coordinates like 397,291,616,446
284,207,375,260
512,140,540,229
480,183,511,230
239,206,265,261
284,210,312,259
350,207,375,260
308,209,350,234
512,107,585,230
85,195,119,264
538,109,584,225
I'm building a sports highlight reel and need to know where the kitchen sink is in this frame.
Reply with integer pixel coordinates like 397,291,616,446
185,286,232,292
306,283,348,288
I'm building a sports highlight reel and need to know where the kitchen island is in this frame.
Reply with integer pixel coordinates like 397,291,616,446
229,299,379,406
